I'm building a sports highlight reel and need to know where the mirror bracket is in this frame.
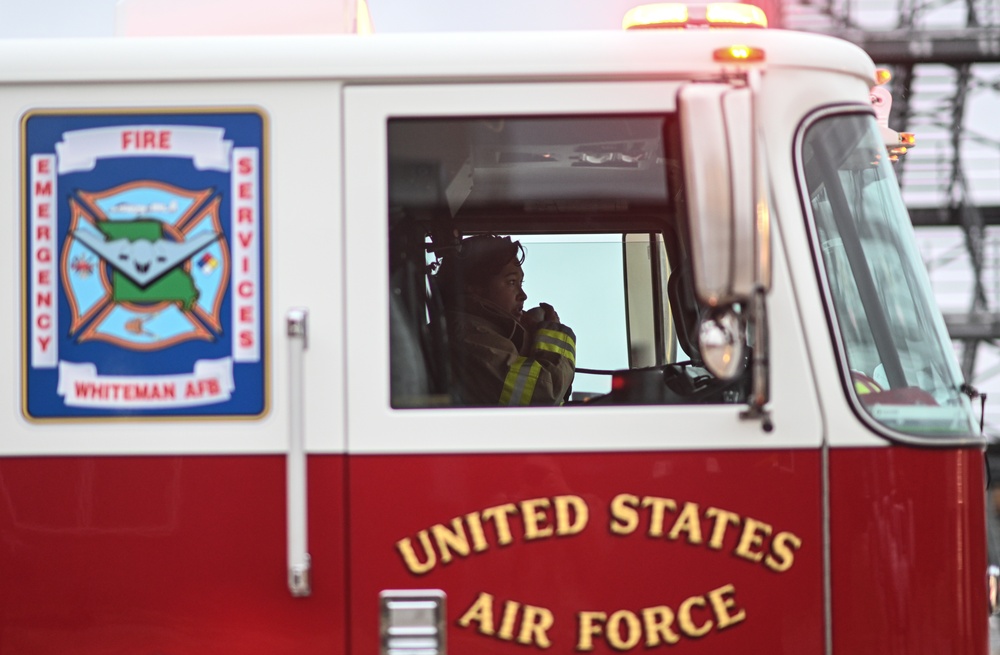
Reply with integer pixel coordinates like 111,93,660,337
738,285,772,432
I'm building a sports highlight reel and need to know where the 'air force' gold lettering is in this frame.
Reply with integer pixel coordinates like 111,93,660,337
457,585,746,651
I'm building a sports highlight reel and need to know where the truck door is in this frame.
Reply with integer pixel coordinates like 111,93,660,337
1,82,347,654
343,82,826,654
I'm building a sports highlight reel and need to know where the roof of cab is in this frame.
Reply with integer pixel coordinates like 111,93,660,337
0,29,875,86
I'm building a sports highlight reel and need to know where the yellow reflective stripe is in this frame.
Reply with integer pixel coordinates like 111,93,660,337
535,328,576,365
499,359,522,405
519,361,541,405
500,357,542,406
537,328,575,351
536,341,575,366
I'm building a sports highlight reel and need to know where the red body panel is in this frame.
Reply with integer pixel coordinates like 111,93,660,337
0,455,346,655
1,447,987,653
349,450,824,654
829,446,988,654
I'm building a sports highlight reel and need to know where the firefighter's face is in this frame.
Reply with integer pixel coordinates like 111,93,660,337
476,257,527,318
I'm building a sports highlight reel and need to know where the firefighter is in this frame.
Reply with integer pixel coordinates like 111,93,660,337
434,235,576,406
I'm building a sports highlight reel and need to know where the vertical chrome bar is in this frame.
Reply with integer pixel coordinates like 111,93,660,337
286,308,311,597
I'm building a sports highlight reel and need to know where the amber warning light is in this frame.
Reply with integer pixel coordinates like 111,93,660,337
713,44,765,62
623,3,768,30
871,68,916,161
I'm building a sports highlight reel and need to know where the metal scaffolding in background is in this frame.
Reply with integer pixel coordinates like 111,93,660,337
778,0,1000,435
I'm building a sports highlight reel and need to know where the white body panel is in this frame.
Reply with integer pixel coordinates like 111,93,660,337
0,29,886,456
116,0,362,36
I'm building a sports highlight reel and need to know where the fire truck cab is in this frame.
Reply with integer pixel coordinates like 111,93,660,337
0,4,989,654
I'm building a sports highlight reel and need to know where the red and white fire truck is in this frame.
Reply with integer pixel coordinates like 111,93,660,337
0,3,990,654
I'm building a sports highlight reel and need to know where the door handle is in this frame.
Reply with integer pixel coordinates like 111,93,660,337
286,308,311,597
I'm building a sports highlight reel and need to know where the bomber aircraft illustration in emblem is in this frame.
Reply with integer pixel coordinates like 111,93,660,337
71,227,221,295
60,181,230,351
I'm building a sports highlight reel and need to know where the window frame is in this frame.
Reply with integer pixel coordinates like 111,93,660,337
344,81,823,454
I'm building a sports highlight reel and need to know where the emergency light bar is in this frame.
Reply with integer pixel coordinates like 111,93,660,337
623,2,768,30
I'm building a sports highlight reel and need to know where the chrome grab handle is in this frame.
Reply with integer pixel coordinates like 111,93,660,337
287,308,311,597
380,590,447,655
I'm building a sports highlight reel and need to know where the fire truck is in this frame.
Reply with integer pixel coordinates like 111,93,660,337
0,3,990,653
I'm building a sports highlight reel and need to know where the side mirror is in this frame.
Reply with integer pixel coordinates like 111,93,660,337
678,83,756,306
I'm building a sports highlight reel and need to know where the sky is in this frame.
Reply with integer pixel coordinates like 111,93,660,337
0,0,640,37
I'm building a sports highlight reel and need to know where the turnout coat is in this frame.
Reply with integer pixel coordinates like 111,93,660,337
446,295,576,406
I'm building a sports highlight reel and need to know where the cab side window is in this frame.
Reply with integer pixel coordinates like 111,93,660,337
388,116,749,408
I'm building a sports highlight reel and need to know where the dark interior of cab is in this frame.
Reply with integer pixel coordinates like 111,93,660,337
387,115,750,408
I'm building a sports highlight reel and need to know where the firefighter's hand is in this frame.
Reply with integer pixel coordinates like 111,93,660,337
522,303,559,328
540,302,559,323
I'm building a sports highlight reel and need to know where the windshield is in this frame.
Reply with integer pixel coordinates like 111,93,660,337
801,112,977,439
